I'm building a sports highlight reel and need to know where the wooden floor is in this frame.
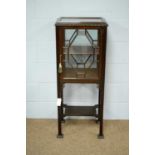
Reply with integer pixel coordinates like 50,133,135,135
27,119,129,155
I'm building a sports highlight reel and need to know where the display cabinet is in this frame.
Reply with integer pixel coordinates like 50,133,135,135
55,17,108,138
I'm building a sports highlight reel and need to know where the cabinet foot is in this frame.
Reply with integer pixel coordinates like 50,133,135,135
96,119,99,123
97,134,104,139
61,119,65,123
57,134,64,138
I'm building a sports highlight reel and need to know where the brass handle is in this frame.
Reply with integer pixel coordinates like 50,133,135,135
58,55,62,73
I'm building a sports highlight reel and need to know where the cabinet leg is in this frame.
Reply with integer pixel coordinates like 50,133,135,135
57,106,63,138
97,87,101,124
61,84,65,123
57,83,64,138
97,87,104,139
98,118,104,139
95,119,99,123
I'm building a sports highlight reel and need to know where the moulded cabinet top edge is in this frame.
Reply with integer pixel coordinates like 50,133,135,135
55,17,108,27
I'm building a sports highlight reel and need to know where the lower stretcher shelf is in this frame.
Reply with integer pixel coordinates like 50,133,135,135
63,105,98,117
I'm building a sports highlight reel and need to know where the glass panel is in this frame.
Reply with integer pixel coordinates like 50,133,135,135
63,29,99,79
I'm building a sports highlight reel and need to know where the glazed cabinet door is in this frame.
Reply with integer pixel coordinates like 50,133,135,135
62,28,100,80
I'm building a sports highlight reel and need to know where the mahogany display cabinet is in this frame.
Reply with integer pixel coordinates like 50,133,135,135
55,17,108,138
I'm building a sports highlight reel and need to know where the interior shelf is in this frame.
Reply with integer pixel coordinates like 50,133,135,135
63,46,99,55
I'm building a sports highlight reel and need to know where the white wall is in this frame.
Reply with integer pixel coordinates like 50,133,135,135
26,0,129,119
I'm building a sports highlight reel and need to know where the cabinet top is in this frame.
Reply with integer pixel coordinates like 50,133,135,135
55,17,108,27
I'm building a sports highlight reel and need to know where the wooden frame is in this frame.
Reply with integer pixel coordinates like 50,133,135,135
55,17,108,138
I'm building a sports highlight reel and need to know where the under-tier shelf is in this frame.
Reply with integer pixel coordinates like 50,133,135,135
64,105,98,117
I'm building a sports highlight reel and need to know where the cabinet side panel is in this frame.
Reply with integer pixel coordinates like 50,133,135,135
56,26,64,97
56,26,60,97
